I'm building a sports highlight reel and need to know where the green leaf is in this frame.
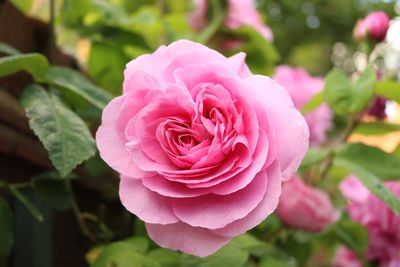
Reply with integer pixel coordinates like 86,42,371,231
260,257,296,267
147,249,180,267
334,157,400,214
0,43,21,55
8,186,43,221
353,122,400,135
324,66,376,115
0,197,13,264
44,66,113,110
181,235,257,267
300,147,330,169
21,84,96,177
0,53,48,81
10,0,32,13
32,172,74,210
91,237,153,267
375,81,400,103
330,219,368,257
301,91,324,113
336,143,400,180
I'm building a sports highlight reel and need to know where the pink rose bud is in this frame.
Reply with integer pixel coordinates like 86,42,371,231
96,40,309,257
277,176,336,232
340,176,400,265
189,0,273,41
274,66,332,146
332,246,363,267
353,11,390,42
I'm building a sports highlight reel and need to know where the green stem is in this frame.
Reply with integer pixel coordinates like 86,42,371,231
196,0,227,44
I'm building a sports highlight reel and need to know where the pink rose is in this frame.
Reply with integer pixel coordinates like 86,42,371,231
274,66,332,146
353,11,390,42
340,176,400,265
276,175,336,232
96,40,309,257
332,246,362,267
189,0,273,41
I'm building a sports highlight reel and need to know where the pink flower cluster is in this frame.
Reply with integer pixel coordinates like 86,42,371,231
277,175,337,232
336,176,400,266
189,0,273,41
96,40,309,257
274,66,332,146
354,11,390,42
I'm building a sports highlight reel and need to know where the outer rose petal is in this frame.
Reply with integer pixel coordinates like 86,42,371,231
146,222,231,257
244,75,309,180
212,161,281,236
96,96,149,178
119,176,178,224
171,171,268,229
228,52,252,78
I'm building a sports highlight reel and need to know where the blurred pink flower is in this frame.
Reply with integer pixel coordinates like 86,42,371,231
274,66,332,146
353,11,390,42
340,176,400,266
96,40,309,257
332,246,362,267
277,175,337,232
189,0,273,41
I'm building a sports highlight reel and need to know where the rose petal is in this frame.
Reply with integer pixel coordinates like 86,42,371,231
146,222,231,257
172,171,268,229
119,176,178,224
212,161,281,236
228,52,252,78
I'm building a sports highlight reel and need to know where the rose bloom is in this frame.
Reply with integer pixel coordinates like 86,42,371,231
189,0,273,42
274,66,332,146
340,176,400,266
276,175,336,232
96,40,309,256
353,11,390,42
332,246,362,267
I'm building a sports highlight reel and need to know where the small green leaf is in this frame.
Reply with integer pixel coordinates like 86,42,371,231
91,237,153,267
260,257,296,267
324,66,376,115
336,143,400,180
32,172,74,211
301,91,324,113
334,157,400,214
330,219,368,257
0,197,13,264
0,53,48,81
300,147,330,169
375,81,400,103
10,0,32,13
44,66,113,110
147,249,180,267
0,43,21,55
21,84,96,177
353,122,400,135
8,186,43,221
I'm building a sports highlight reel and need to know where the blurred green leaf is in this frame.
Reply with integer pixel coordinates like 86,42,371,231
375,81,400,103
324,66,376,115
0,43,20,55
147,248,180,267
44,66,113,110
330,219,368,257
10,0,32,13
334,157,400,215
353,122,400,135
20,84,96,177
61,0,91,26
8,186,43,221
0,53,48,81
336,143,400,180
300,147,330,169
91,237,153,267
301,91,324,113
260,257,296,267
0,197,13,264
32,172,74,210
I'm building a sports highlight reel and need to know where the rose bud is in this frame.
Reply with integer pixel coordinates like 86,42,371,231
277,175,337,232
